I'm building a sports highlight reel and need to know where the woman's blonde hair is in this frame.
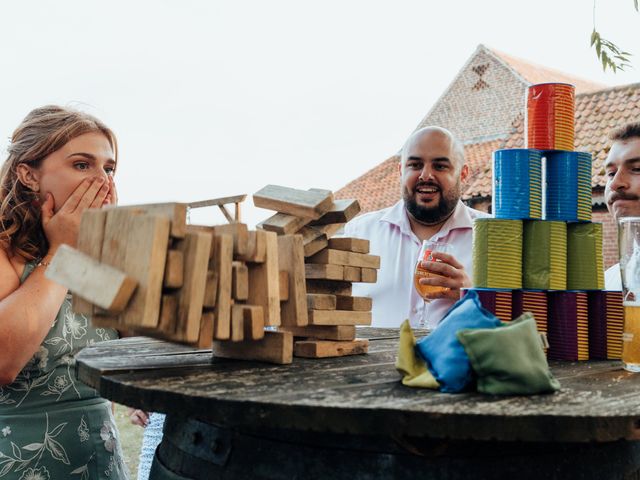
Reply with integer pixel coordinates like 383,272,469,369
0,105,117,261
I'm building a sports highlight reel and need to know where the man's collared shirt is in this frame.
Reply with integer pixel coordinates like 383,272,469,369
605,263,622,291
343,200,490,329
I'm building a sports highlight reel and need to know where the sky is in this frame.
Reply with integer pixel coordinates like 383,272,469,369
0,1,638,227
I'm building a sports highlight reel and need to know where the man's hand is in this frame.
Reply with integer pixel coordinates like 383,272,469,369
418,251,471,301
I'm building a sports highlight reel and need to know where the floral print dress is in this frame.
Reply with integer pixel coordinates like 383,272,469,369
0,262,130,479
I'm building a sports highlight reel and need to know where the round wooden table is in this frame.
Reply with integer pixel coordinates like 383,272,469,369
76,328,640,479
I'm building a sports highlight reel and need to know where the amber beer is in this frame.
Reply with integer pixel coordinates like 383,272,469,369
622,303,640,371
414,241,451,300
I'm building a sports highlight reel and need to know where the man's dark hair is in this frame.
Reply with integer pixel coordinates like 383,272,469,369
609,122,640,141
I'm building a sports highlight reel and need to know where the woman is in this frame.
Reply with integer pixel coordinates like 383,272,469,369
0,106,129,479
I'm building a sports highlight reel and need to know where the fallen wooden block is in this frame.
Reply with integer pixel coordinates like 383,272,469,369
294,339,368,358
306,280,352,296
308,309,372,326
309,199,361,226
46,245,137,314
303,235,328,257
212,330,292,364
212,234,234,340
121,202,187,238
335,295,372,311
305,263,344,281
306,249,381,269
258,213,310,235
313,223,345,239
327,237,370,254
280,324,355,341
279,271,289,301
236,230,267,263
231,261,249,301
277,235,308,326
306,293,336,310
214,223,249,257
247,231,281,326
360,268,378,283
163,250,184,289
72,209,108,315
253,185,333,220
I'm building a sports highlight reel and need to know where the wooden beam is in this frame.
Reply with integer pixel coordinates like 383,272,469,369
327,237,370,254
187,195,247,209
293,339,368,358
277,235,308,327
212,330,292,364
212,234,234,340
306,249,381,269
163,250,184,288
309,199,361,226
335,295,372,311
258,212,310,235
306,293,336,310
247,231,281,326
253,185,333,219
280,324,355,341
308,309,372,326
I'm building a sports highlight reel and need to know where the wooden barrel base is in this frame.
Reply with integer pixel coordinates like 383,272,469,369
149,414,640,480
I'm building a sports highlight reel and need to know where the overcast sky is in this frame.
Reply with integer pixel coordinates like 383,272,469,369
0,1,637,226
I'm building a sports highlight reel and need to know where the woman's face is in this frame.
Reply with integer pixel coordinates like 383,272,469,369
31,132,116,212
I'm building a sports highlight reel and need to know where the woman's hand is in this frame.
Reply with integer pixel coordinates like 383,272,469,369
418,251,471,301
41,177,110,252
105,175,118,207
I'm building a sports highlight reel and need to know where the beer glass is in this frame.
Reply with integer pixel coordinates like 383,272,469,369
618,217,640,372
414,241,452,325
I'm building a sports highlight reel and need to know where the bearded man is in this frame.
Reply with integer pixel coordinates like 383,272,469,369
343,126,489,328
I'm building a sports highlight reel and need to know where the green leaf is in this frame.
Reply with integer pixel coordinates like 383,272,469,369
591,29,598,46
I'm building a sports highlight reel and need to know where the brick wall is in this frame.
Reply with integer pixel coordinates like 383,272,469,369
417,47,526,143
593,208,618,269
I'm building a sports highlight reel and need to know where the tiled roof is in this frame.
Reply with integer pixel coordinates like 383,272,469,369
490,47,606,95
335,154,400,212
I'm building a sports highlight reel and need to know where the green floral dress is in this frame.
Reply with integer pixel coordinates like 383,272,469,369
0,262,130,479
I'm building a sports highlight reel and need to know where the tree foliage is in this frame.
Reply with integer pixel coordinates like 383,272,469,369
591,0,638,72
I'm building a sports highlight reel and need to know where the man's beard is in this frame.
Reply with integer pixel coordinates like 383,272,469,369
403,181,461,225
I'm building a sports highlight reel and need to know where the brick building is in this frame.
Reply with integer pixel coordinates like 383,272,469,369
336,44,640,268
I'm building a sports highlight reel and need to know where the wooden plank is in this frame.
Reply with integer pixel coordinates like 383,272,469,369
308,309,372,326
232,261,249,301
197,312,215,348
309,199,361,226
157,294,178,336
212,234,234,340
120,202,187,238
280,325,355,341
253,185,334,220
73,209,108,315
231,305,245,342
306,249,381,269
293,339,369,358
90,312,121,329
212,330,292,364
305,263,344,281
247,231,281,326
163,250,184,288
306,280,352,296
187,194,247,209
214,223,249,257
277,235,308,327
175,231,212,342
303,235,328,257
306,294,336,310
360,268,378,283
241,305,265,340
279,271,289,301
327,237,370,254
314,223,345,239
343,266,361,282
102,210,170,328
236,230,267,263
335,295,372,311
46,245,137,313
203,270,218,308
258,213,310,235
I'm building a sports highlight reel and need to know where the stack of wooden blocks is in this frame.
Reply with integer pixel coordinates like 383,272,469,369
254,185,380,359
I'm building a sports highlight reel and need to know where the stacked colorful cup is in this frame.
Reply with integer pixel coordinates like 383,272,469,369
545,151,592,222
492,149,542,219
463,288,513,322
566,223,605,290
526,83,575,151
513,290,548,336
547,291,589,361
472,219,523,289
587,291,624,360
522,221,567,290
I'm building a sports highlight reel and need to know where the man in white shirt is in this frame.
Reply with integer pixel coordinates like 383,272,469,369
603,122,640,290
343,126,489,329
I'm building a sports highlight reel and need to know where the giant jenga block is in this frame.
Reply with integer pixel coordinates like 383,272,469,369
212,234,234,340
277,235,308,327
253,185,333,220
309,199,361,226
120,202,187,238
247,231,281,326
212,330,293,364
294,339,369,358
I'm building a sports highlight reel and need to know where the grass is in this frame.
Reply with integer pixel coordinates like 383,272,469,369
114,403,144,479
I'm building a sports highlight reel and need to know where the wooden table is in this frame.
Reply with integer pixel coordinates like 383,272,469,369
76,328,640,479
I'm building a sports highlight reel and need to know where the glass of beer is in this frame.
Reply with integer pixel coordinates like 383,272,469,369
618,217,640,372
414,240,452,302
